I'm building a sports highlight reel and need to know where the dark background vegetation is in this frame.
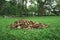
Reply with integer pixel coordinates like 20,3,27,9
0,0,60,17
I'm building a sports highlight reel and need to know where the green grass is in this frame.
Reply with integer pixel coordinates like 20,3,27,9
0,16,60,40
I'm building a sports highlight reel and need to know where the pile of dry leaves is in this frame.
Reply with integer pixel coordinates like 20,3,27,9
9,19,48,29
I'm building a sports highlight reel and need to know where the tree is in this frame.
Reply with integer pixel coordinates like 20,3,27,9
0,0,6,15
1,0,17,16
36,0,46,16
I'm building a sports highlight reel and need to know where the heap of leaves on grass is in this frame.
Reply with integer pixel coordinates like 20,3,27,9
9,19,48,29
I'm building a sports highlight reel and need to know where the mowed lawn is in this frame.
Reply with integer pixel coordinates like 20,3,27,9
0,16,60,40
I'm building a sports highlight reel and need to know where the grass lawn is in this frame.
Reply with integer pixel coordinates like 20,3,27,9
0,16,60,40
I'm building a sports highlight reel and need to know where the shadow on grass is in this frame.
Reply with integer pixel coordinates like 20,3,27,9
0,30,17,40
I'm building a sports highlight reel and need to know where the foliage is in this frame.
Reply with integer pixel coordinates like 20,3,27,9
0,0,60,16
0,2,17,16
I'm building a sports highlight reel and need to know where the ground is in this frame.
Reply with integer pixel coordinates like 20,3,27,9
0,16,60,40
